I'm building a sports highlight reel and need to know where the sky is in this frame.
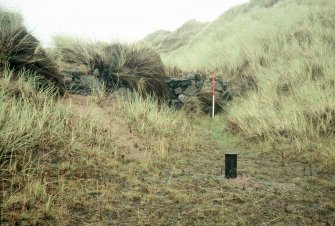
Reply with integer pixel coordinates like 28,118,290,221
0,0,249,46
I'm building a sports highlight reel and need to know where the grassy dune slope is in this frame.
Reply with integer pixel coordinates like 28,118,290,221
145,0,335,166
143,19,209,54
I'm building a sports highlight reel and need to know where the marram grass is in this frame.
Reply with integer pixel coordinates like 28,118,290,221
148,0,335,162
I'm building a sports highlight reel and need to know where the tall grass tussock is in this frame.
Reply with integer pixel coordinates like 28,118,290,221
53,37,169,99
0,7,65,94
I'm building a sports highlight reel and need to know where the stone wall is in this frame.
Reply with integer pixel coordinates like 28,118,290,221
167,73,232,110
62,69,232,112
63,68,100,96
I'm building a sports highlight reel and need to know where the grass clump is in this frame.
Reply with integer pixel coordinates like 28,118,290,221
53,37,169,99
0,68,119,224
0,7,65,95
0,69,68,160
117,93,199,153
0,68,71,224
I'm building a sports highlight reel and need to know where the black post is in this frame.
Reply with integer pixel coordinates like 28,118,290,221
225,153,238,179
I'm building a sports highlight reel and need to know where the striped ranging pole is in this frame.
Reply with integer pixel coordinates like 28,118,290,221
212,72,215,118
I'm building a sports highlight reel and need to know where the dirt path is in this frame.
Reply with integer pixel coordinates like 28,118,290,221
63,95,145,160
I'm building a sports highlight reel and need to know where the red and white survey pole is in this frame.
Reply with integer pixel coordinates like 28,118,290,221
212,72,215,118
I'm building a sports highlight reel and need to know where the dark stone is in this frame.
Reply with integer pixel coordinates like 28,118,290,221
184,85,197,95
167,79,179,88
93,68,100,77
167,78,192,88
169,88,177,99
180,79,192,87
178,94,188,103
69,84,91,96
62,68,82,77
222,80,228,90
114,87,131,97
168,100,183,110
223,91,233,101
174,87,183,95
194,74,202,81
80,76,100,88
215,82,224,93
186,73,195,80
195,81,204,89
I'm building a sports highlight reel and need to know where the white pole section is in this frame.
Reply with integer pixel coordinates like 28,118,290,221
212,72,215,118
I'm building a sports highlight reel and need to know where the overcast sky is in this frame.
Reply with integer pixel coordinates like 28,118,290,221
1,0,249,46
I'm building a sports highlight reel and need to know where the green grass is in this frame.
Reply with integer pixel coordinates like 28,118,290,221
0,69,67,157
116,93,199,153
143,19,209,54
144,0,335,166
0,68,70,223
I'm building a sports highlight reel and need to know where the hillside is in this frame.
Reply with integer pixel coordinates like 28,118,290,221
143,19,209,54
144,0,335,167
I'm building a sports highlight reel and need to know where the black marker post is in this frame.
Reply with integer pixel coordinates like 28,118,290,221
225,153,238,179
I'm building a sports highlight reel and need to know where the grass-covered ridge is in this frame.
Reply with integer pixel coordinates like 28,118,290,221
143,19,209,54
144,0,335,165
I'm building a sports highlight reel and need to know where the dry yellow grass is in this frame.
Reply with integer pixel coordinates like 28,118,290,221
1,1,335,225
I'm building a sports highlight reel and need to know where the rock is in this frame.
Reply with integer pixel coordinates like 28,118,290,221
180,79,192,87
194,74,202,81
222,91,233,101
215,81,224,93
195,81,204,89
114,87,132,97
93,68,100,77
169,88,177,99
167,79,192,88
168,100,182,110
184,85,197,95
186,73,195,80
80,76,100,88
69,84,91,96
178,94,188,103
167,79,179,88
62,68,82,77
174,87,183,95
222,80,228,90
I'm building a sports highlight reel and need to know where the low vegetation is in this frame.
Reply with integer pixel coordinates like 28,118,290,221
1,0,335,224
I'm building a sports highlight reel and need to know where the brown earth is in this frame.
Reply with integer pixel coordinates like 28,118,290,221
59,95,335,225
3,95,334,225
63,94,145,160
